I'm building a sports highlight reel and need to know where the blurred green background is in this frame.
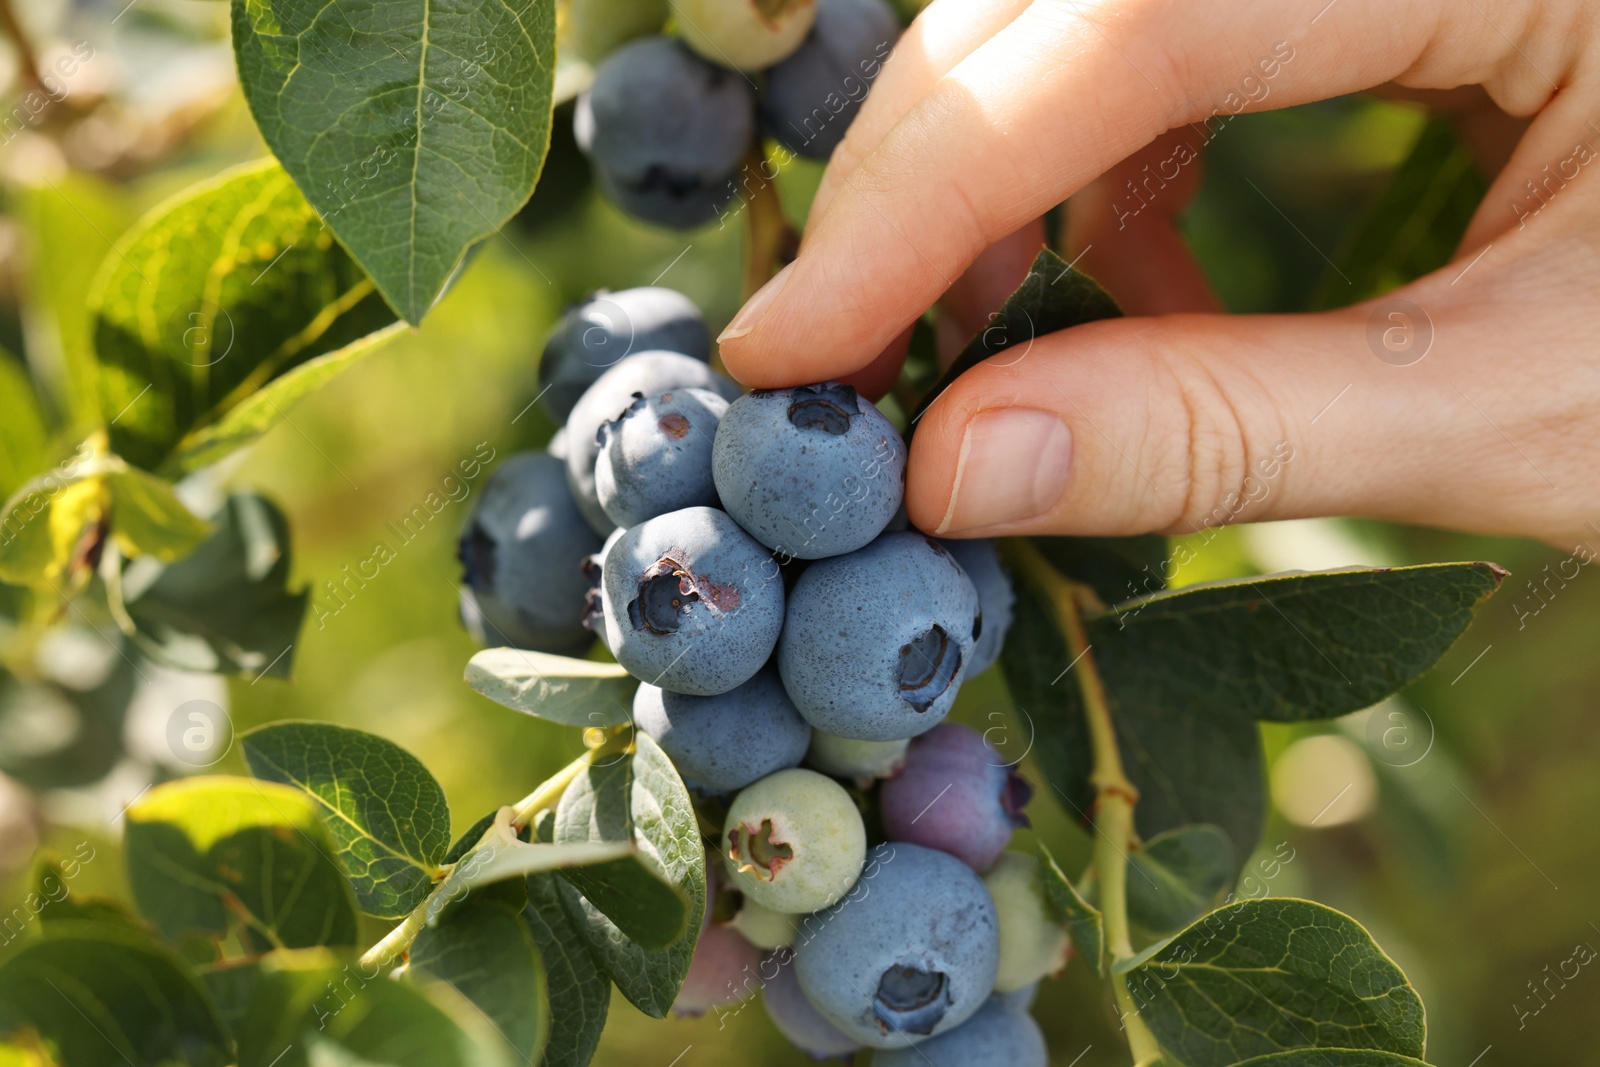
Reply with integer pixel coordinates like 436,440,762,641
1,3,1595,1066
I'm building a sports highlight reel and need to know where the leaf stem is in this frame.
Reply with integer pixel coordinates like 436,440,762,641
1005,540,1161,1065
740,145,797,304
358,738,627,971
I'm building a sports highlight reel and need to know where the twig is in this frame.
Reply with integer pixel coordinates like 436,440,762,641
0,0,46,100
1005,540,1162,1065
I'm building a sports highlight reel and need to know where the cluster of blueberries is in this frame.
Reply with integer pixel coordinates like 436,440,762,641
574,0,901,229
459,286,1067,1063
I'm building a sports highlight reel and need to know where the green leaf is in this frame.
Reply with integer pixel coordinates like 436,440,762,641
242,721,451,918
1127,898,1426,1067
124,776,358,953
437,807,634,911
0,922,230,1067
1094,564,1506,723
1126,825,1235,936
554,733,704,1016
911,247,1121,429
17,173,135,436
1036,842,1104,976
105,467,211,562
226,949,518,1067
465,648,636,727
34,856,140,928
123,492,308,679
411,902,550,1066
232,0,558,322
522,867,611,1067
1312,116,1487,308
0,355,50,502
1229,1053,1433,1067
167,323,405,473
0,462,106,587
92,159,398,473
1032,534,1171,607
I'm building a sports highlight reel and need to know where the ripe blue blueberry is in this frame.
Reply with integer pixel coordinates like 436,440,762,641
672,0,816,71
673,921,761,1016
761,948,861,1060
794,843,999,1047
879,723,1032,872
633,667,812,794
712,383,906,560
457,453,601,654
601,506,784,694
596,388,728,528
759,0,899,159
574,36,754,229
581,526,626,644
939,539,1014,676
539,287,710,421
872,994,1047,1067
723,768,866,913
566,351,739,534
779,534,978,740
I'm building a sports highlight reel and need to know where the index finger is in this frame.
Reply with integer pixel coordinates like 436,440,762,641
718,0,1448,388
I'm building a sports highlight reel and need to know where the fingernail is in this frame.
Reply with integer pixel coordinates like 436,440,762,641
718,262,793,343
936,409,1072,533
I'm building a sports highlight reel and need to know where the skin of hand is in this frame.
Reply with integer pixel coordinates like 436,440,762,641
716,0,1600,552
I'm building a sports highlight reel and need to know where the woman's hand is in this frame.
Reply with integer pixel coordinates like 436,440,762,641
717,0,1600,550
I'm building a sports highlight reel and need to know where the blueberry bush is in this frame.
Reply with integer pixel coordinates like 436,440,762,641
0,2,1520,1066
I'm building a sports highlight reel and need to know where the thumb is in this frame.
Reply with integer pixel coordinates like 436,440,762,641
908,303,1481,539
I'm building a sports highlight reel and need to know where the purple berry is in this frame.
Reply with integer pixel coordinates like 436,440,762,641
673,922,762,1016
879,723,1031,872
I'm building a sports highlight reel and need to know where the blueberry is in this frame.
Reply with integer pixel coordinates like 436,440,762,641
723,768,866,913
602,506,784,694
983,852,1072,994
566,351,739,534
879,723,1032,871
457,453,601,654
731,897,797,950
581,526,627,643
872,995,1047,1067
539,287,711,421
759,0,899,160
633,667,811,793
575,36,755,229
711,382,905,560
761,948,861,1060
596,388,728,528
778,534,978,740
805,731,907,788
939,539,1013,676
671,0,817,72
794,843,999,1047
673,921,762,1016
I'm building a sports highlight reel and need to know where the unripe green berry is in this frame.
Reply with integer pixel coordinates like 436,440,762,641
805,731,907,787
731,897,797,949
983,851,1072,994
723,768,866,913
